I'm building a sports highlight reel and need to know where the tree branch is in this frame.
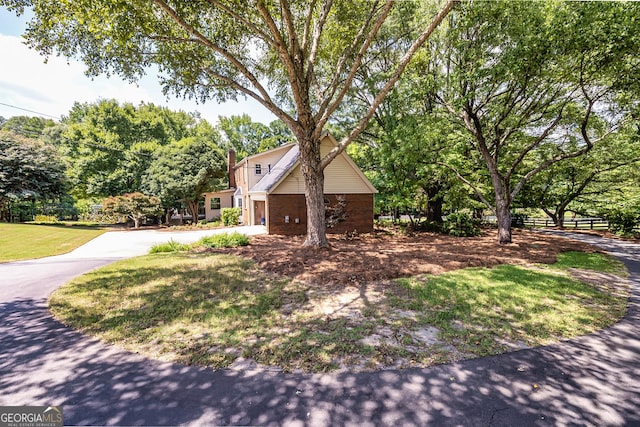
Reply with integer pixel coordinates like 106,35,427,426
319,0,457,169
204,0,275,46
256,0,305,109
152,0,274,109
202,68,297,131
437,162,494,210
306,0,333,103
315,0,393,134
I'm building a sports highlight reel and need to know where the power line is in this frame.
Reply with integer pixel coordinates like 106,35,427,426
0,102,61,120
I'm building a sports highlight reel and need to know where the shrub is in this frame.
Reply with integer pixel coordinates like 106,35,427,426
198,232,250,248
411,219,443,233
511,213,527,228
150,240,192,253
443,212,481,237
602,203,640,236
33,215,59,223
221,207,242,226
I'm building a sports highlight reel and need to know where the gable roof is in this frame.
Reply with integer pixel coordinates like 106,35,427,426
245,133,377,195
232,142,296,171
250,144,299,193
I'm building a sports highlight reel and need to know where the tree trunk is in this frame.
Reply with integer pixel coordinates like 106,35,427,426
298,134,329,248
495,197,512,244
426,186,444,223
187,200,199,225
557,208,565,229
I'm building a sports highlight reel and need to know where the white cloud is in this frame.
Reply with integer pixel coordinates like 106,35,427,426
0,34,276,124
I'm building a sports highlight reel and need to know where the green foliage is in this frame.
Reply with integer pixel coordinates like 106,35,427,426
142,136,226,224
429,0,640,242
149,239,192,253
6,0,456,246
0,115,56,138
55,99,206,199
217,114,294,160
0,130,66,222
102,192,162,228
443,212,481,237
221,207,242,226
197,232,249,248
601,201,640,236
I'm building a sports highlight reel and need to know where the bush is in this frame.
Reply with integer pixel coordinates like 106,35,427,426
511,213,527,228
149,240,192,253
198,232,250,248
221,207,242,226
33,215,60,223
602,203,640,236
443,212,481,237
410,219,443,233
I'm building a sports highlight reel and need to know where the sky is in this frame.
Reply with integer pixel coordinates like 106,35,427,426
0,7,277,125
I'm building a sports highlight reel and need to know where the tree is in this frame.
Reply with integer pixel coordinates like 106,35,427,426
0,115,56,138
102,192,163,228
217,114,294,160
55,99,200,198
0,130,66,221
519,125,640,228
5,0,456,246
431,1,640,243
143,136,227,224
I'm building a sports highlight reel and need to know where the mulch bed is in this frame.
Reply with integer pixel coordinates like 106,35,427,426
221,228,598,285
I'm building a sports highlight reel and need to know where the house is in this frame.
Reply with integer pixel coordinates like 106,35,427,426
204,133,377,235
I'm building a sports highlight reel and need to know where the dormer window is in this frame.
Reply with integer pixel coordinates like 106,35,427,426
255,164,262,175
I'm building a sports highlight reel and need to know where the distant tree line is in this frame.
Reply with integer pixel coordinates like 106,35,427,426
0,100,294,225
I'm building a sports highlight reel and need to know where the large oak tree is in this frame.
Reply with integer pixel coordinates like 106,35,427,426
431,1,639,243
2,0,455,246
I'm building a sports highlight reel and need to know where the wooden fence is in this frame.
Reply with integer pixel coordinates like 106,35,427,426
522,217,610,230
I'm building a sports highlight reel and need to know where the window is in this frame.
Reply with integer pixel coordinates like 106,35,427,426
210,197,221,210
255,164,262,175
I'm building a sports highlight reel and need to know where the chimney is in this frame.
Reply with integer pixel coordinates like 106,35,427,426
228,149,236,189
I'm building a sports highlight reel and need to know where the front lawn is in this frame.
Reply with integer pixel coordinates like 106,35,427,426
49,236,629,373
0,223,107,263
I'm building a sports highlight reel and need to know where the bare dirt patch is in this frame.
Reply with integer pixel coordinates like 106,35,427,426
223,228,598,285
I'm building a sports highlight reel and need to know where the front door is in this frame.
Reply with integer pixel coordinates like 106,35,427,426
254,201,265,225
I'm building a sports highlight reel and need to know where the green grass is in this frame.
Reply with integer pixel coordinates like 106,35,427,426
148,232,250,254
149,239,193,253
552,251,628,276
49,250,629,372
198,232,250,248
0,223,107,262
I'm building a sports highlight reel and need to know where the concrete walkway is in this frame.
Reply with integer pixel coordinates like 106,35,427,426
0,230,638,426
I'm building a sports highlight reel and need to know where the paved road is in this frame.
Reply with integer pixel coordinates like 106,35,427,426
0,230,638,426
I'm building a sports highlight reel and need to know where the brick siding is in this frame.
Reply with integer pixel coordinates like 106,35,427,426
267,193,373,235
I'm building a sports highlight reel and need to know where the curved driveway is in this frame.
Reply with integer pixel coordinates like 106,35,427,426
0,230,639,426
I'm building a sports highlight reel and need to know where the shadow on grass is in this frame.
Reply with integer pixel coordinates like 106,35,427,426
1,234,634,425
2,282,640,426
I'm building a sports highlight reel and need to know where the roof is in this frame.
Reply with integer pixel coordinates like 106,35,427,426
249,144,299,193
232,142,297,171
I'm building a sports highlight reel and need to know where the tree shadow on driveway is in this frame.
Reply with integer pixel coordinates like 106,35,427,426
2,286,640,426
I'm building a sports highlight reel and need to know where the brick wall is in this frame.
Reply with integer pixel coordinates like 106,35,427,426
267,193,373,235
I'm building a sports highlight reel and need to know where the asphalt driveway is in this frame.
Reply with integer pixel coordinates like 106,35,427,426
0,229,638,426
